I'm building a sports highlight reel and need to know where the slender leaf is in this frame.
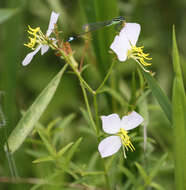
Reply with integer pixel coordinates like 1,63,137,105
172,26,186,190
149,154,167,182
150,182,166,190
0,8,19,24
5,65,68,154
142,70,172,123
33,156,53,164
57,113,76,130
135,162,149,182
37,128,56,157
87,152,99,171
65,137,82,166
57,142,74,157
52,113,76,146
118,165,136,185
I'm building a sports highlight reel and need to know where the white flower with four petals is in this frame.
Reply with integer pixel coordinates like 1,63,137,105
110,23,152,71
98,111,144,158
110,23,140,62
22,11,59,66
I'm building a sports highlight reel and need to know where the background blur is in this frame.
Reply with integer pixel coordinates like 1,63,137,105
0,0,186,189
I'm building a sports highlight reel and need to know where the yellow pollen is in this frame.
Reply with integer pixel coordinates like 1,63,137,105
117,128,135,152
129,45,152,66
24,25,41,49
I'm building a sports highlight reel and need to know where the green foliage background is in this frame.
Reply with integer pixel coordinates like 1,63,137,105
0,0,186,189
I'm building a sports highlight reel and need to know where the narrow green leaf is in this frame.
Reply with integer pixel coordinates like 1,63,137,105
87,152,99,171
118,165,136,185
57,142,74,157
5,65,68,154
33,156,53,164
149,154,167,182
82,171,105,176
52,113,76,146
37,128,56,157
0,8,18,24
66,137,82,166
172,25,185,84
57,113,76,130
172,26,186,190
150,182,166,190
142,70,172,123
135,162,149,183
46,117,62,134
25,149,47,159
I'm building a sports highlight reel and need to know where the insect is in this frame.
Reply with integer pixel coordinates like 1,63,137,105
67,16,125,42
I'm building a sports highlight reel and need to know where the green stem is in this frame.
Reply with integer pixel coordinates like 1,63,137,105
80,82,98,135
96,60,116,93
56,47,96,95
101,155,111,189
93,95,99,130
71,66,96,95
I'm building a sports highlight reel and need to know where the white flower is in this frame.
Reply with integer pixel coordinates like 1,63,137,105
110,23,151,69
98,111,144,158
22,11,59,66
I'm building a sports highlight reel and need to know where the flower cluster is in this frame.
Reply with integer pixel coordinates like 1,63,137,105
22,12,147,159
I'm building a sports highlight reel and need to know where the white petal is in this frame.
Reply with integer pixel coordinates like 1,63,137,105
98,136,121,158
22,46,41,66
101,114,121,134
110,23,141,62
110,34,129,61
120,23,141,46
46,11,59,37
121,111,144,131
41,45,49,55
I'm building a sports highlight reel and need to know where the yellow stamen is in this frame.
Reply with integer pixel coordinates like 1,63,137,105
117,128,135,152
24,25,41,49
128,45,152,66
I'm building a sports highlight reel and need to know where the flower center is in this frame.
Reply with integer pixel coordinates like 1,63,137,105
24,25,45,49
117,128,135,151
128,45,152,67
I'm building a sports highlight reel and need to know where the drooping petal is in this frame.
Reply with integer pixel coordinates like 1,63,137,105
22,45,41,66
121,111,144,131
46,11,59,37
120,23,141,46
101,114,121,134
41,44,49,55
98,136,121,158
110,23,141,62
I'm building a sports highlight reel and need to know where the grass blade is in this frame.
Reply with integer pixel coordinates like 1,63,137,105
142,70,172,123
172,26,186,190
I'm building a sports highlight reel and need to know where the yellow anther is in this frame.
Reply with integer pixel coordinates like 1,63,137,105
128,45,152,66
24,25,41,49
117,128,135,152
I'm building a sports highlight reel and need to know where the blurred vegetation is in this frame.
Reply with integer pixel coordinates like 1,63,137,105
0,0,186,189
